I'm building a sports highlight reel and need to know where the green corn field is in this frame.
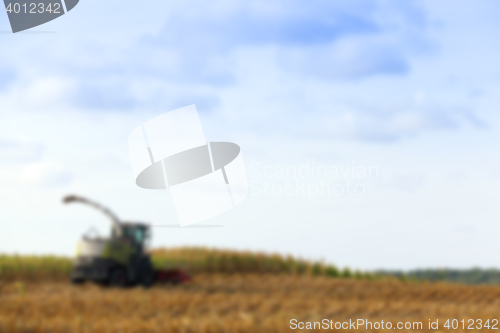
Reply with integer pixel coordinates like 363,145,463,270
0,247,374,281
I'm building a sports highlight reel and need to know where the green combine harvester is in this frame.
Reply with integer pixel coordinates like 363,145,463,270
64,195,189,287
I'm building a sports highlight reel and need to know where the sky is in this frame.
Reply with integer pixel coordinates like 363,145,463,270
1,0,500,270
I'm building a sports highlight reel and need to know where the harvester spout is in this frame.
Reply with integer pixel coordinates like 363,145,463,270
63,195,122,234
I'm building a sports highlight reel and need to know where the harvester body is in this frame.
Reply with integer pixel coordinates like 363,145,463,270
65,195,189,287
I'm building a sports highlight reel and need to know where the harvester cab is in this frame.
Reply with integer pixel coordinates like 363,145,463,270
112,222,151,253
64,195,154,287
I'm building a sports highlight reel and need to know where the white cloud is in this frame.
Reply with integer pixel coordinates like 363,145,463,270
0,137,44,163
17,161,73,187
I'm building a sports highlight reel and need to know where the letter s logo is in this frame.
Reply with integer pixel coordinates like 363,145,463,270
4,0,79,33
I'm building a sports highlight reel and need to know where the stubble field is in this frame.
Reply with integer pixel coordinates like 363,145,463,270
1,273,500,333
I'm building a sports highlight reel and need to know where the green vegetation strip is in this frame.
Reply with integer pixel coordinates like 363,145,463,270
5,247,496,284
0,247,373,281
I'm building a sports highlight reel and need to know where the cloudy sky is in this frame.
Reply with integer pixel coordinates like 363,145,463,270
1,0,500,270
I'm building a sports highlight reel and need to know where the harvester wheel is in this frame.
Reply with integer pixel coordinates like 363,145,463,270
71,278,84,285
109,268,127,288
140,269,154,288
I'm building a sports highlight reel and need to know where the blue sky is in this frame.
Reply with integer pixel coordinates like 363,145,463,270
1,0,500,270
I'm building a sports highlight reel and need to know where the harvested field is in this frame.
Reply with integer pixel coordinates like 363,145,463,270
1,273,500,333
